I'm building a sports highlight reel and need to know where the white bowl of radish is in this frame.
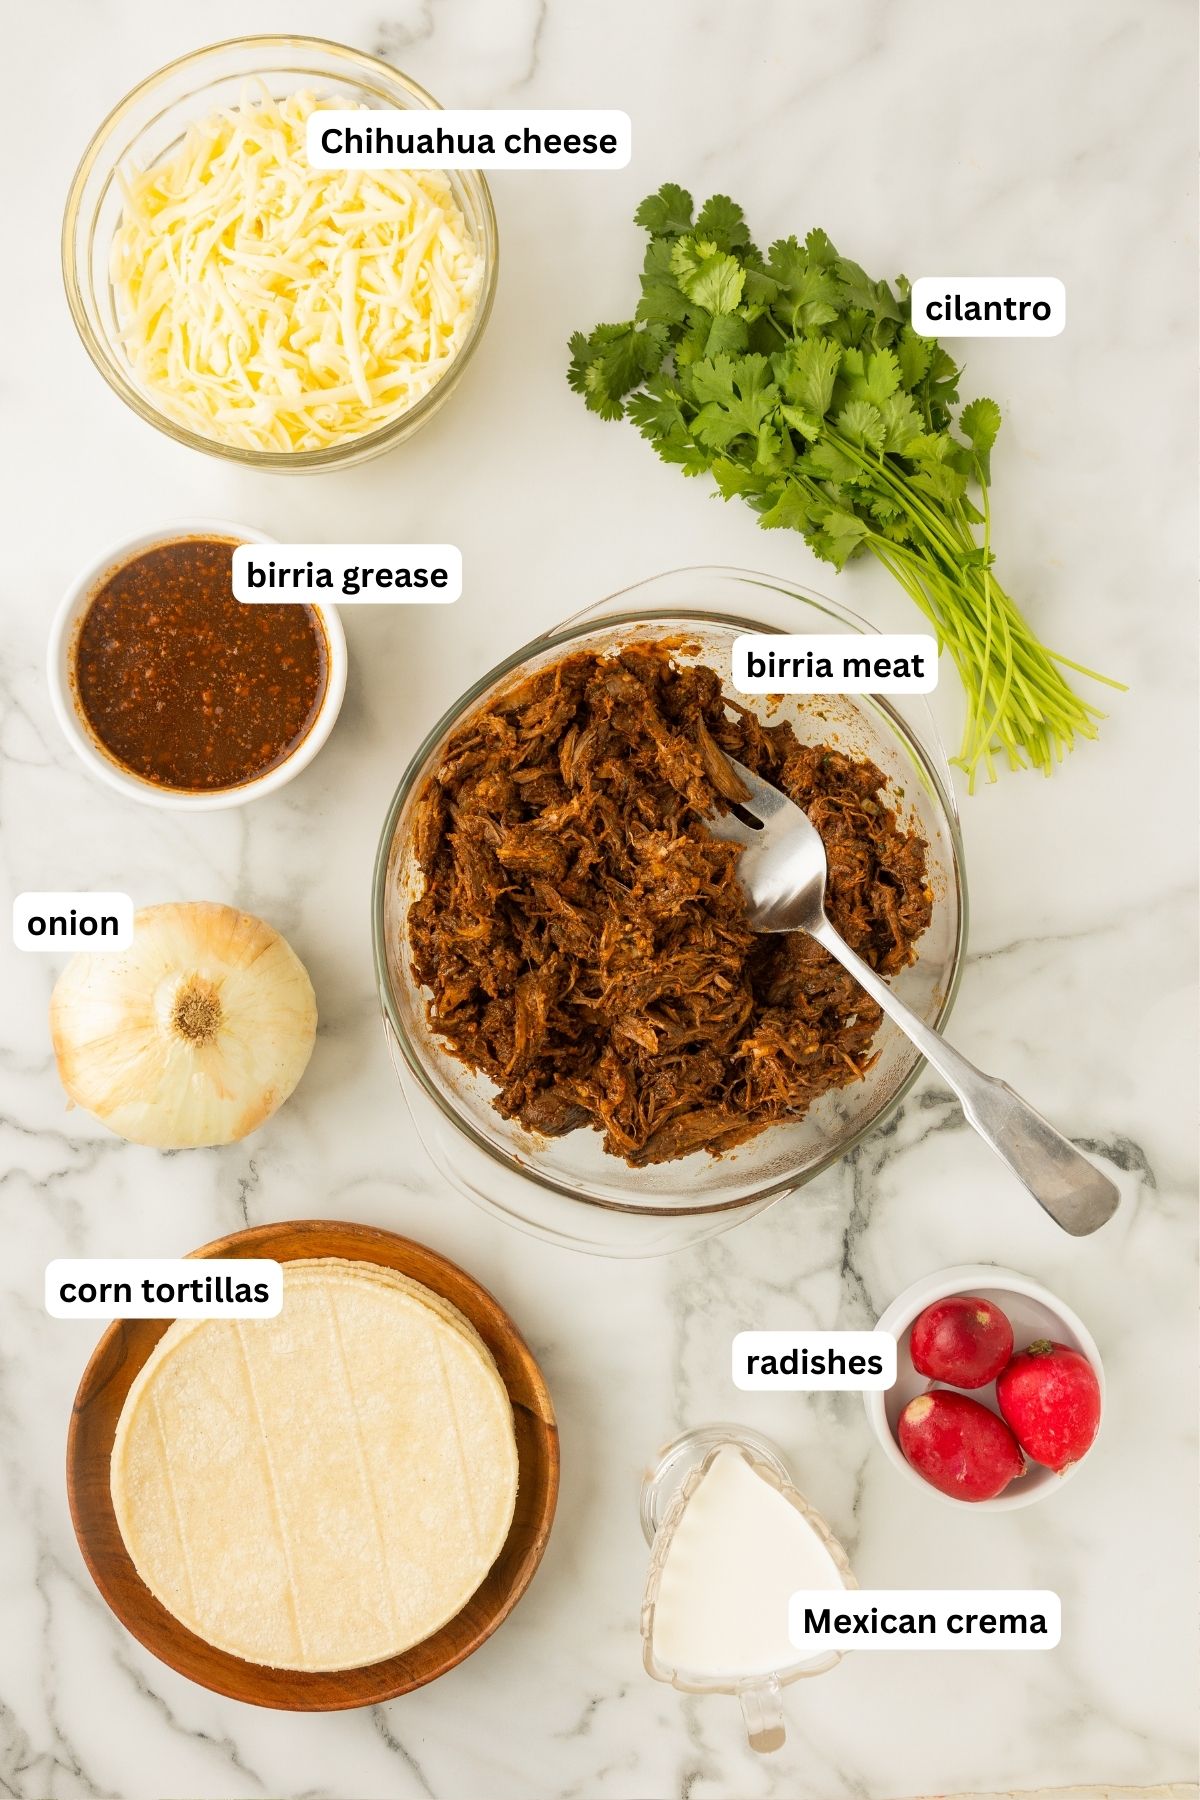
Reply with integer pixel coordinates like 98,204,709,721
866,1264,1105,1512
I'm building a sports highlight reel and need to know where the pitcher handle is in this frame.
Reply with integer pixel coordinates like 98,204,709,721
737,1674,785,1753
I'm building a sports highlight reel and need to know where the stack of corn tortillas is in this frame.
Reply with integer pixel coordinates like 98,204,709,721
110,1258,519,1671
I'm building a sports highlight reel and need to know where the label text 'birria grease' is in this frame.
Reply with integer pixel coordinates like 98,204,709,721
232,544,460,603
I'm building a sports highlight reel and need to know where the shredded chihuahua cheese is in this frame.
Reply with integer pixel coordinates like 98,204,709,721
111,88,484,452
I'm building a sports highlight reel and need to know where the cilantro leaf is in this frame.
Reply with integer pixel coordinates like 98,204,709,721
674,307,749,369
805,502,872,569
694,194,751,252
803,227,839,267
635,237,690,326
669,240,746,314
923,344,962,418
896,326,932,392
902,432,952,463
712,457,774,502
690,353,778,449
652,425,713,476
868,494,903,522
834,258,904,325
673,311,712,370
626,376,687,441
566,322,666,418
825,507,872,546
959,396,1002,480
766,236,843,329
877,391,923,453
759,481,819,532
798,440,862,486
773,337,841,419
779,404,824,441
742,260,780,310
703,312,750,358
754,422,786,470
837,400,886,452
910,460,967,506
840,346,901,407
634,183,694,236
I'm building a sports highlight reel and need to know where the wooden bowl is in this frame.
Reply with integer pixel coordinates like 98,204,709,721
67,1220,559,1710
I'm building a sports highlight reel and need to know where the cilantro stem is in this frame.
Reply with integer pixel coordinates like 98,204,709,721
968,468,1005,762
827,432,977,560
864,534,1105,787
1038,650,1127,690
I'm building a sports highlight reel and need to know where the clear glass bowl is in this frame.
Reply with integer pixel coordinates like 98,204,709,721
62,36,498,473
372,568,967,1255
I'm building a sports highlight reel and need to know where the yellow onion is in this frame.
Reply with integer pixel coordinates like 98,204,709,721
50,902,317,1149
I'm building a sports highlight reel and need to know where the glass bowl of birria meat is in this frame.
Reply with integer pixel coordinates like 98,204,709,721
372,568,966,1255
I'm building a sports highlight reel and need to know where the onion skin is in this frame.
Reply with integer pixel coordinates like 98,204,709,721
50,901,317,1149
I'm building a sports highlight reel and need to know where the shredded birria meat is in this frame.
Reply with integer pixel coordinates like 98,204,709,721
408,642,933,1165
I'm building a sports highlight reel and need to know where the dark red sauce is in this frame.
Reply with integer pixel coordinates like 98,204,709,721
72,537,328,793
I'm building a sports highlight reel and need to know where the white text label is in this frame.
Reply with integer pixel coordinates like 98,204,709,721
912,277,1065,337
732,634,938,695
46,1259,283,1318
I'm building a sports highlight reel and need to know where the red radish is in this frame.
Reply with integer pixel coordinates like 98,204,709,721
996,1340,1101,1472
909,1294,1014,1388
898,1390,1026,1501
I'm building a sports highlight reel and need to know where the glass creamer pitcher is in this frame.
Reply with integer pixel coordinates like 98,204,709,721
639,1426,857,1753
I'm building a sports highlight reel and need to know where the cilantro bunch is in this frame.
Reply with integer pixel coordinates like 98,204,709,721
568,185,1116,786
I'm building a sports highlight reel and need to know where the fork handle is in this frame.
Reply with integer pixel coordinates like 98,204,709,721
808,918,1119,1237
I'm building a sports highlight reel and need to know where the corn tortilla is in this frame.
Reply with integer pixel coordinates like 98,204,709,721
110,1259,519,1671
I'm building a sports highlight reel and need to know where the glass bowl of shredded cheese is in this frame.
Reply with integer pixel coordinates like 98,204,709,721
63,37,498,469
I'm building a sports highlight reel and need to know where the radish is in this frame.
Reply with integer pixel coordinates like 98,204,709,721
909,1294,1014,1389
898,1390,1026,1501
996,1340,1101,1472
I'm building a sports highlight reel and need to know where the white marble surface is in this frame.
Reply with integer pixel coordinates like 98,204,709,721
1,2,1196,1796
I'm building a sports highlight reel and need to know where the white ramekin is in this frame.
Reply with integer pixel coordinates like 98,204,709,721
864,1263,1105,1512
47,519,348,809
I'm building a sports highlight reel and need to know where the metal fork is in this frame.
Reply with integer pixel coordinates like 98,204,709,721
707,756,1119,1237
